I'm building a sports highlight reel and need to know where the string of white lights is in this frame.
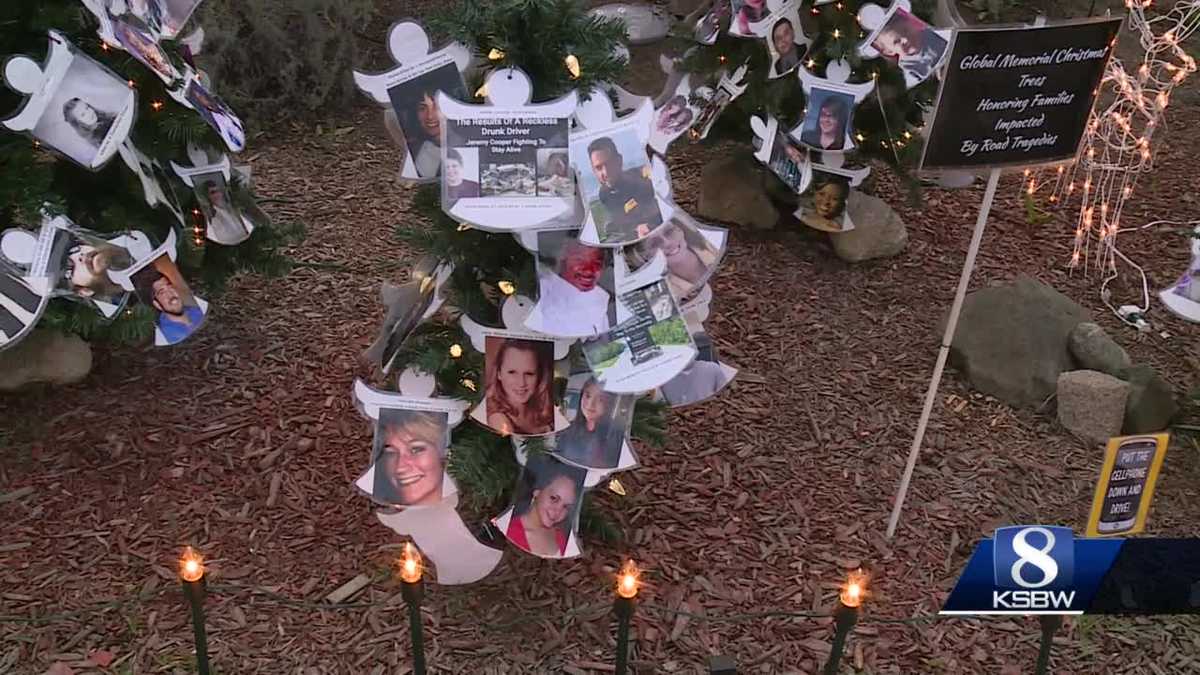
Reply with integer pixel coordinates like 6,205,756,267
1025,1,1199,328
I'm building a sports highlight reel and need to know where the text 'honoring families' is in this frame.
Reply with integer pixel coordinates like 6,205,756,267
921,18,1122,170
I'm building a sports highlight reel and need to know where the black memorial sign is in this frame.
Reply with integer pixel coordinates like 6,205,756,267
920,17,1122,171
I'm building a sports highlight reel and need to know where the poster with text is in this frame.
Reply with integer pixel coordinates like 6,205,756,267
920,17,1122,171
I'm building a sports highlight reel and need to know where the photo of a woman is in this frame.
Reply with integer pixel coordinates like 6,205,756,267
627,218,724,300
800,93,850,152
386,62,467,179
656,95,694,135
800,174,852,232
482,336,557,435
555,377,631,469
501,455,585,558
369,408,450,508
63,98,115,148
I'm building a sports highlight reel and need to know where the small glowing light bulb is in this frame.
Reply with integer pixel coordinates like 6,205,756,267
400,543,422,583
179,547,205,582
488,48,505,61
449,344,463,358
616,560,639,599
564,54,581,79
497,280,515,295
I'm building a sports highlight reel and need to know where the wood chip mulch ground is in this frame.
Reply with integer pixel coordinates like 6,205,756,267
3,55,1200,675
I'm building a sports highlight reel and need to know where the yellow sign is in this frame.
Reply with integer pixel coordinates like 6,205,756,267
1085,433,1169,537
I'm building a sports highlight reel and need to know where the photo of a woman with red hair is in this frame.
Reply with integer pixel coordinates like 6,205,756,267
481,336,557,435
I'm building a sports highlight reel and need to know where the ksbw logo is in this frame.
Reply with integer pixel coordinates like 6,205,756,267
992,526,1076,611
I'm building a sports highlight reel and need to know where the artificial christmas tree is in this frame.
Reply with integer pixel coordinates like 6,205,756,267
0,2,296,349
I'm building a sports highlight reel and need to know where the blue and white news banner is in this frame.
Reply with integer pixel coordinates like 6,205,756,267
942,526,1200,616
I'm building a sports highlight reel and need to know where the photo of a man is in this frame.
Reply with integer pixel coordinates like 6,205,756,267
576,133,663,244
768,17,806,77
528,232,615,337
131,254,206,345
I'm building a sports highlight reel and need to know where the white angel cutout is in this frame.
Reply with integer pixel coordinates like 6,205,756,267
752,115,813,194
107,229,210,347
857,1,951,89
118,142,185,225
492,451,589,560
570,87,671,248
1159,232,1200,323
648,72,702,155
691,63,750,141
2,31,136,170
351,378,469,509
359,375,503,585
794,155,871,233
171,148,255,246
792,60,876,154
437,69,578,230
656,306,737,408
582,270,699,395
2,213,138,319
749,0,811,80
353,21,471,182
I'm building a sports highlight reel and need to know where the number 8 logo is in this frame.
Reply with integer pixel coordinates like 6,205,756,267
1010,526,1059,589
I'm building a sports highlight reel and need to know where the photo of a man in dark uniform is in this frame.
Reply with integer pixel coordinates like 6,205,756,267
586,136,664,242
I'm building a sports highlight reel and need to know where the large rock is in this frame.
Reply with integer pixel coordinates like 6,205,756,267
696,154,779,229
948,276,1092,407
830,191,909,263
1122,365,1178,433
0,329,93,391
1057,370,1130,444
1068,322,1131,377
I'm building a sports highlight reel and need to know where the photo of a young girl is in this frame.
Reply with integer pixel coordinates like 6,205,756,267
478,336,560,436
496,454,586,558
799,91,852,152
366,408,452,508
554,375,635,470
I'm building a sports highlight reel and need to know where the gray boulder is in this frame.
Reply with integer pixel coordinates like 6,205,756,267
1057,370,1130,445
1068,322,1131,377
948,276,1092,407
0,329,93,392
1122,365,1178,433
696,154,779,230
830,190,909,263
